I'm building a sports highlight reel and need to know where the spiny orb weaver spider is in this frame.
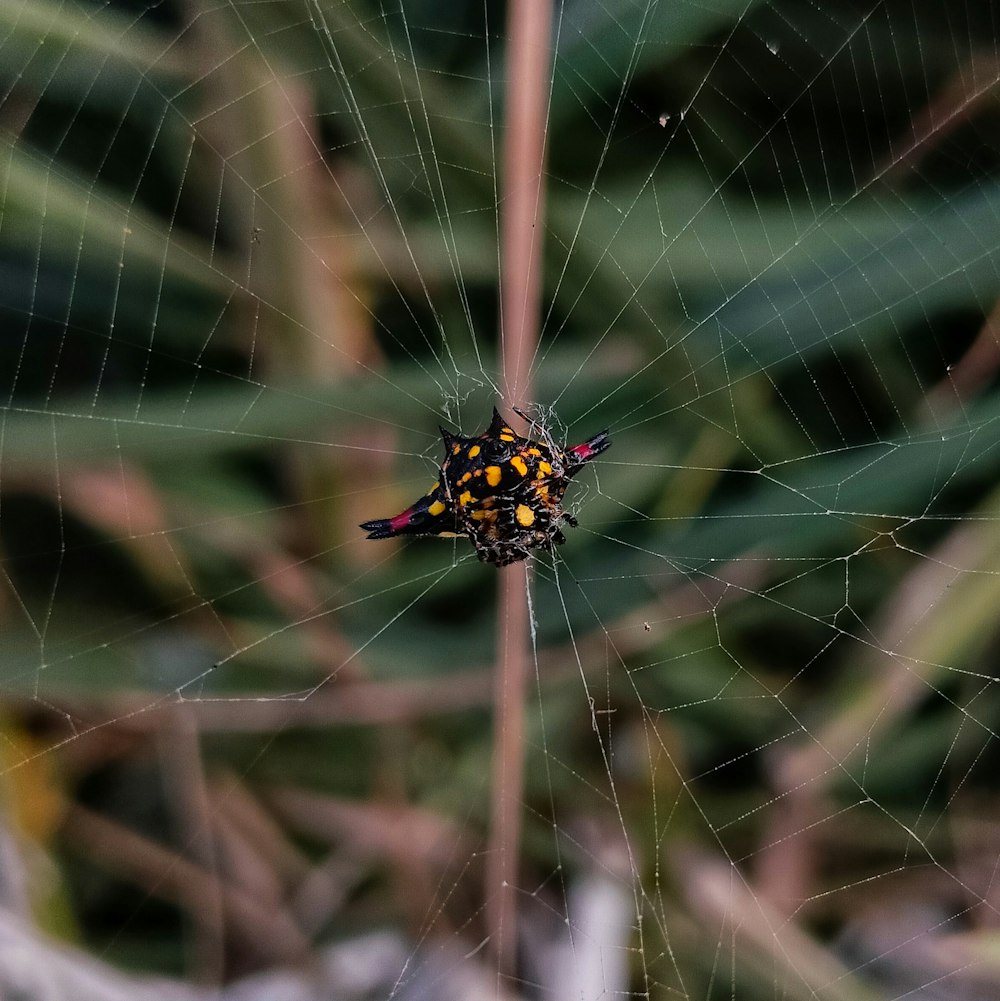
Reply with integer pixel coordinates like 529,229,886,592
361,408,610,567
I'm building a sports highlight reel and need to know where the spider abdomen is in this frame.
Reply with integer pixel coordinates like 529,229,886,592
361,408,610,566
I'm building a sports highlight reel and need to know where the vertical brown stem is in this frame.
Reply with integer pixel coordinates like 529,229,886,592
498,0,551,410
487,0,553,976
488,561,531,973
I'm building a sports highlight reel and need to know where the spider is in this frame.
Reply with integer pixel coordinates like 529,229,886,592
360,408,610,566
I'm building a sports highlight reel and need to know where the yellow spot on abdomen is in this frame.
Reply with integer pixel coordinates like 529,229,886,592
458,490,472,507
499,433,515,442
510,455,528,477
485,465,502,487
467,444,481,458
538,460,552,475
428,500,446,516
515,504,535,527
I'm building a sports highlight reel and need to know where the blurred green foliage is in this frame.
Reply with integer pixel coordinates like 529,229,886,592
2,0,1000,997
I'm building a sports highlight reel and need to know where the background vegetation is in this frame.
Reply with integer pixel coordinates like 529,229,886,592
2,0,1000,997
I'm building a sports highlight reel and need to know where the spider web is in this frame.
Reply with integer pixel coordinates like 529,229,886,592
2,0,1000,998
